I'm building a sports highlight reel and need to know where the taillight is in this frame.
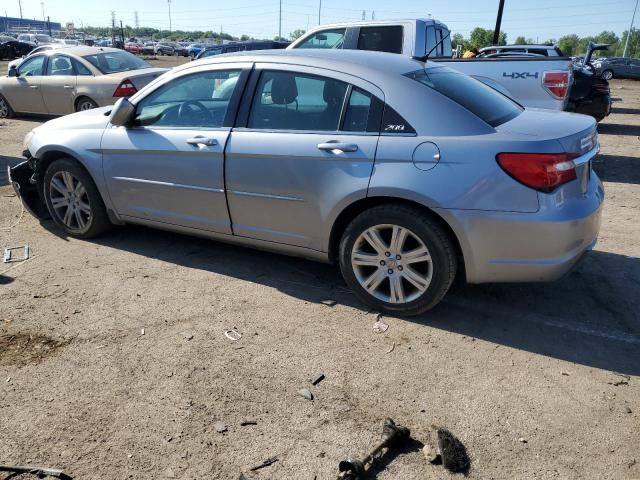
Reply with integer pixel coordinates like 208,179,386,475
113,79,137,97
496,152,578,192
543,71,570,99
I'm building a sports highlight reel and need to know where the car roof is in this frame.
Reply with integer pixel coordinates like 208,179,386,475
182,48,429,77
303,18,447,30
481,44,556,50
36,46,124,56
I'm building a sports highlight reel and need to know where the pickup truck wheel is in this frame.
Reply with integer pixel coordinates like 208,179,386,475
0,95,14,118
43,158,111,239
75,97,98,112
601,70,613,80
339,205,457,316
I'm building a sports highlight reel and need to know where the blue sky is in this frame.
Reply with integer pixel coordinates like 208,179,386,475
3,0,637,40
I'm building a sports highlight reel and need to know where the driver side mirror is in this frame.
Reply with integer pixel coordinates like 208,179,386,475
110,97,135,126
8,66,17,77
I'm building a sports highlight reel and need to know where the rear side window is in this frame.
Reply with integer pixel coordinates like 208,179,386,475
528,49,550,56
296,29,346,49
72,59,93,76
82,51,151,73
342,87,383,132
248,71,348,131
357,26,403,54
406,68,523,127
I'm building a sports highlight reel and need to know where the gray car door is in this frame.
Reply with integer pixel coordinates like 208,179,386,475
225,65,383,251
3,54,46,113
102,64,250,233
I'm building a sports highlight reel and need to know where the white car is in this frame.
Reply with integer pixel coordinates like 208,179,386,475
7,43,67,70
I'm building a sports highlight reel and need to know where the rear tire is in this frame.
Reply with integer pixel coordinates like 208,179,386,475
75,97,98,112
601,70,613,80
43,158,111,239
339,204,457,316
0,94,13,118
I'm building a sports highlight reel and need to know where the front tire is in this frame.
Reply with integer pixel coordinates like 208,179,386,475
43,158,111,239
339,205,457,316
0,94,14,118
601,70,613,80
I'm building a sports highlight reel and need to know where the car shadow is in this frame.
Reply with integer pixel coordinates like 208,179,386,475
611,107,640,115
593,154,640,185
0,155,23,186
598,123,640,136
74,224,640,376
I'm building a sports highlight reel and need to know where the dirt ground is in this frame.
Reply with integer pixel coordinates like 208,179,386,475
0,57,639,479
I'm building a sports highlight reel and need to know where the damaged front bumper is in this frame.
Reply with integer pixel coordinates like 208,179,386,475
7,151,50,220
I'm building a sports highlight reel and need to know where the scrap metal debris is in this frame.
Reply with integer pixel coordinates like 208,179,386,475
224,329,242,341
321,299,337,307
298,388,314,401
3,245,29,264
249,457,278,472
0,464,72,479
310,373,325,386
373,315,389,334
337,418,410,479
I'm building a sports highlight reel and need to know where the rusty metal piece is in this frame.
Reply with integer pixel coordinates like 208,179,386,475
337,418,410,479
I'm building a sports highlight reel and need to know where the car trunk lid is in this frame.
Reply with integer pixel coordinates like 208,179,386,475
106,67,168,90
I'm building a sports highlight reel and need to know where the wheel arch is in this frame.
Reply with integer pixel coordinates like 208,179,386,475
327,196,467,280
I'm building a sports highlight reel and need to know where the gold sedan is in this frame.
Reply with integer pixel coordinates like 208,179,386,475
0,46,167,117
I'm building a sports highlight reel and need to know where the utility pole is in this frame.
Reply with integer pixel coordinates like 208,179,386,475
623,0,639,58
371,11,375,20
318,0,321,25
278,0,282,41
362,10,365,21
40,2,45,21
492,0,505,45
47,15,51,36
167,0,172,34
134,11,139,32
18,0,23,20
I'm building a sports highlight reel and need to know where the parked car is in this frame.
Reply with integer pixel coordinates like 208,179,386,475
142,42,155,56
0,35,35,61
154,43,175,56
289,19,575,111
0,47,167,117
17,33,54,45
195,40,289,60
172,42,189,56
593,57,640,80
187,43,206,58
124,42,143,55
566,43,611,122
7,43,67,70
9,50,603,315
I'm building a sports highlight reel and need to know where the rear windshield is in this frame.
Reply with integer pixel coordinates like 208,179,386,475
405,68,522,127
82,51,151,74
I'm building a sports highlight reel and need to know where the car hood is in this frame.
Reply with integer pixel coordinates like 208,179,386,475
36,106,113,132
497,108,597,154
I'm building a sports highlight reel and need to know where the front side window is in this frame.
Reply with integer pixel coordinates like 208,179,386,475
134,69,242,128
248,71,348,131
296,29,346,49
46,55,73,76
357,26,403,54
17,55,45,77
83,51,151,74
406,67,523,127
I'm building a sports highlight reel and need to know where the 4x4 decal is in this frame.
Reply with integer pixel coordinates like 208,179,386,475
503,72,539,79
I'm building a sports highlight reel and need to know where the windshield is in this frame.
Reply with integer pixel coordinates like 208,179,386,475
35,35,52,43
405,67,523,127
82,51,151,74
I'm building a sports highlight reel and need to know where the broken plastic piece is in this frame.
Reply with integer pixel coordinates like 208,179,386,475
224,329,242,341
3,245,29,263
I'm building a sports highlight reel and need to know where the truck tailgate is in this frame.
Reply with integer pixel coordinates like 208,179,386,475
433,57,573,110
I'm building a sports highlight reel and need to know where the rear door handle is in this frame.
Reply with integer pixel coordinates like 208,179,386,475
29,85,39,89
63,85,73,89
187,137,218,147
317,142,359,153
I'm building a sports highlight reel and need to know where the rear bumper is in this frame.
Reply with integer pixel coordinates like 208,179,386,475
439,175,604,283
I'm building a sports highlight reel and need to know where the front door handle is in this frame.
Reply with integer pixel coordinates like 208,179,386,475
187,137,218,147
29,85,39,89
317,142,359,153
63,85,73,89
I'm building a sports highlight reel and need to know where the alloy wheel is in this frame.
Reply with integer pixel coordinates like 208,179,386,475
49,171,92,232
351,224,433,304
0,98,9,118
78,100,95,111
602,70,613,80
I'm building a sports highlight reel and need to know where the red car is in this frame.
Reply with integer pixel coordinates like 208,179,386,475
124,42,143,54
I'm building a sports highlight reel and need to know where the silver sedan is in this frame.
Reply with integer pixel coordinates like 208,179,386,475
10,49,603,315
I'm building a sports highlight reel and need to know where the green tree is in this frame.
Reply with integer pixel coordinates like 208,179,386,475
558,34,580,56
469,27,506,48
514,36,527,44
290,29,306,41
